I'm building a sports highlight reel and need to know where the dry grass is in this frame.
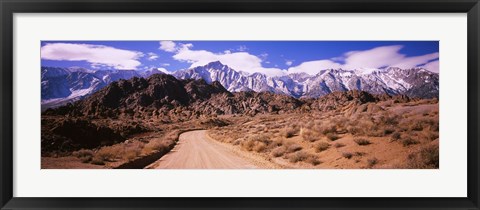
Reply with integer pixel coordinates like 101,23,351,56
286,143,303,153
354,138,371,146
305,155,322,166
317,123,337,135
401,137,419,147
281,127,298,138
143,138,175,155
72,149,94,163
405,145,439,169
334,142,346,148
300,128,319,142
391,132,401,141
271,146,286,157
84,130,180,166
342,152,353,159
288,151,309,163
326,133,340,141
206,99,438,169
315,142,330,152
367,157,378,168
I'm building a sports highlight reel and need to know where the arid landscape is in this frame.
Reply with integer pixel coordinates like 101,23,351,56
41,41,439,169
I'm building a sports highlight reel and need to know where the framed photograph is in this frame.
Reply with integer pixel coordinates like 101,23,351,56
1,0,479,209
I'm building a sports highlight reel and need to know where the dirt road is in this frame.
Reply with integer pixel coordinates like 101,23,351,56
150,130,259,169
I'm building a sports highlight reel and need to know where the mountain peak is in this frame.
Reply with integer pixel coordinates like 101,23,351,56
205,61,227,69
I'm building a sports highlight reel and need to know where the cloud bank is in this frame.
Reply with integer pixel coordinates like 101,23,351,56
289,45,439,75
160,42,439,76
41,43,143,70
160,41,286,76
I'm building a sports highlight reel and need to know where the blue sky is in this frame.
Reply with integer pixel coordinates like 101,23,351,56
41,41,439,76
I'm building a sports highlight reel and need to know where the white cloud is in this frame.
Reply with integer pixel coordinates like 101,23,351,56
161,63,170,67
285,60,294,66
343,45,405,69
419,60,439,73
157,67,171,74
288,45,439,75
171,42,285,76
288,60,342,75
159,41,177,52
147,52,159,61
392,53,439,69
41,43,143,70
237,45,248,52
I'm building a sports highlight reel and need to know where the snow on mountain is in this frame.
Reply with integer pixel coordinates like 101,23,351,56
173,61,439,99
173,61,273,93
41,67,147,110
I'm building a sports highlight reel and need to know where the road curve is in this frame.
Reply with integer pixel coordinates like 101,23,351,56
151,130,259,169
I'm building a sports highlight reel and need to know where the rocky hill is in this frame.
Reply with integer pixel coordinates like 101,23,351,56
44,73,417,121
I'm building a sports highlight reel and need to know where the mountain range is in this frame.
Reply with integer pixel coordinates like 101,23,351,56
44,73,413,119
41,61,438,109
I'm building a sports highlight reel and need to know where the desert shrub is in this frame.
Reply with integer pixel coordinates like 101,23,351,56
271,146,286,157
282,127,298,138
347,125,363,135
95,146,120,162
306,155,322,166
383,127,395,135
315,142,330,152
409,121,424,131
326,133,340,141
232,138,243,145
124,143,143,161
90,157,105,165
342,152,353,159
304,121,315,129
428,120,439,132
271,139,284,147
379,114,400,126
332,116,349,127
366,124,387,137
354,138,371,146
72,149,94,163
334,142,346,148
286,143,303,153
241,139,256,151
391,132,401,141
125,150,139,161
422,130,439,141
288,151,309,163
143,138,174,154
406,145,439,169
253,141,268,153
300,128,319,142
249,134,271,144
401,137,419,147
367,157,378,168
318,124,337,135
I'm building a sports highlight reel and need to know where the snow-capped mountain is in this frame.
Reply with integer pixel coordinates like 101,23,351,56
174,61,439,99
41,67,165,109
173,61,273,93
41,61,438,109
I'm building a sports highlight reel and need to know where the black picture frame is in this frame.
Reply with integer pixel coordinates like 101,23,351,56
1,0,479,209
